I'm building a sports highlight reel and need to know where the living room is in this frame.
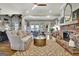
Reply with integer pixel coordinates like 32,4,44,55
0,3,79,56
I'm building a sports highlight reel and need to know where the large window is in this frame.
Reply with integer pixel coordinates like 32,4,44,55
30,25,34,31
30,25,39,31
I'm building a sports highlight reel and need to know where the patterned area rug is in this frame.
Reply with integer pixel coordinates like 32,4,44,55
13,39,71,56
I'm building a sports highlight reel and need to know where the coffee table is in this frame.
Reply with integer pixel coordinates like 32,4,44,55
34,36,46,47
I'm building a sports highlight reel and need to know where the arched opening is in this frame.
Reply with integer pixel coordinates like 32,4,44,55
64,3,72,22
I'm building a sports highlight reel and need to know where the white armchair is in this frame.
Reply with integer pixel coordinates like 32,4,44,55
6,31,32,50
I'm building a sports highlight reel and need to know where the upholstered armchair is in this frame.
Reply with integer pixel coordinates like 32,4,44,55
6,31,32,50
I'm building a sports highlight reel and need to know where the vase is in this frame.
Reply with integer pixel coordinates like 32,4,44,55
69,39,75,47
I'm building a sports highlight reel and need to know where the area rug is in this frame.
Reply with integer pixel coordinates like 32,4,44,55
13,39,71,56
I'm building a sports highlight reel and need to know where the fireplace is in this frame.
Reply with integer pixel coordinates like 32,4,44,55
63,31,70,42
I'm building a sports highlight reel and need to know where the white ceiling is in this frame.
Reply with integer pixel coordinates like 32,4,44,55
0,3,78,16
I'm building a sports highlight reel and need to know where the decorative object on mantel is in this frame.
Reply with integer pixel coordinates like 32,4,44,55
69,39,75,48
75,40,79,49
69,34,79,49
74,36,79,48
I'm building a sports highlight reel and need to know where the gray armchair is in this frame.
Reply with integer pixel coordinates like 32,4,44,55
6,31,32,50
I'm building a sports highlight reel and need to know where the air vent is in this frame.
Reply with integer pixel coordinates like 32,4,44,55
33,3,47,6
37,4,47,6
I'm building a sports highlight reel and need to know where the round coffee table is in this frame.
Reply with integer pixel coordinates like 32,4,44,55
34,36,46,47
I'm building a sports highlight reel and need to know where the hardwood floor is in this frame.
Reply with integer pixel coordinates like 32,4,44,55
0,40,16,56
13,39,71,56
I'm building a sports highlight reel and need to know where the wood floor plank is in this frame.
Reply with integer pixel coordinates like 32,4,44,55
0,40,16,56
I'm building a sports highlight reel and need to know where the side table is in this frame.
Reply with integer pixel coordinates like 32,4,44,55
34,36,46,47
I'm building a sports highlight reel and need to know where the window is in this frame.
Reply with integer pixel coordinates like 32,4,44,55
35,25,39,31
30,25,39,31
31,25,34,31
